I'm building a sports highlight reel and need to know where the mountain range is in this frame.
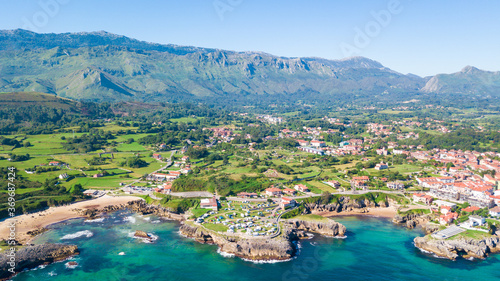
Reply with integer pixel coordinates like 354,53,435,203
0,29,499,104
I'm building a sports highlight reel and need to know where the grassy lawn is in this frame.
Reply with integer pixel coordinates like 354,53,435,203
191,208,211,217
292,214,330,222
115,142,148,152
452,229,492,240
203,223,228,232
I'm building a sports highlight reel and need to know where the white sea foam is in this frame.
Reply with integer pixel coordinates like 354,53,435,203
241,257,294,264
65,262,78,269
217,248,235,258
118,252,126,256
48,271,57,276
151,220,161,224
123,216,137,224
60,230,93,240
85,217,105,223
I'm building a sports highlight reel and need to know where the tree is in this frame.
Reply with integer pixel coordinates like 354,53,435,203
71,184,84,197
321,191,332,205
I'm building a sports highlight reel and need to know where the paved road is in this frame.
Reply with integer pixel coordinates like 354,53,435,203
170,191,213,198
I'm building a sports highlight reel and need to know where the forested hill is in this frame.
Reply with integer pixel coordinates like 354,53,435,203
0,29,498,106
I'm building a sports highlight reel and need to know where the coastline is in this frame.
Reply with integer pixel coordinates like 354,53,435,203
0,195,142,244
315,206,398,219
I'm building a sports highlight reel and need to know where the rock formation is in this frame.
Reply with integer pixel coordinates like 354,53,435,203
414,235,500,260
285,219,346,237
392,212,430,229
179,223,296,260
0,244,79,280
179,218,346,261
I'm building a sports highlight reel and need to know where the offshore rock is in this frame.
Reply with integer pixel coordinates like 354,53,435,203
414,235,500,260
0,243,79,281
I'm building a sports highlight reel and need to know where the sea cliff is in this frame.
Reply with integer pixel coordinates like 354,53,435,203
414,235,500,260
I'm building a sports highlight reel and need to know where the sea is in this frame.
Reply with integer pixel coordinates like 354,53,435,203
10,210,500,281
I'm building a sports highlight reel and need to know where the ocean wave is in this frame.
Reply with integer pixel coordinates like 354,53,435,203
123,216,137,224
241,257,294,264
65,262,78,269
151,220,161,224
60,230,93,240
217,248,235,258
85,217,105,223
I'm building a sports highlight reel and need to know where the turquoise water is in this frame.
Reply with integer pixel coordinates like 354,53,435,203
11,211,500,281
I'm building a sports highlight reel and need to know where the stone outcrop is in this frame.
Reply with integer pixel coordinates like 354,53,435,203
392,212,430,229
26,227,48,237
134,230,150,239
303,196,399,215
179,223,296,261
414,235,500,260
285,219,346,237
179,218,346,261
0,243,79,280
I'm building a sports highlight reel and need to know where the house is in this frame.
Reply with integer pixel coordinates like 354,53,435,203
413,193,433,205
280,197,297,209
386,181,404,190
489,206,500,217
162,183,172,194
49,161,60,166
265,187,282,197
440,206,452,215
83,190,98,197
375,162,389,170
294,184,309,192
300,147,324,155
200,197,218,210
93,173,104,178
325,180,340,188
462,206,480,213
181,167,192,174
376,148,388,156
152,153,163,160
439,212,458,225
283,188,297,196
58,173,69,180
181,156,190,163
351,180,367,190
297,140,309,147
237,192,258,198
352,176,369,182
310,140,326,148
468,215,485,227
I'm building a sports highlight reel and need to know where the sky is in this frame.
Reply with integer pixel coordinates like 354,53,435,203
0,0,499,77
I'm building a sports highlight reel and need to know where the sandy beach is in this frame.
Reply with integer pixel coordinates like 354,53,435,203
315,206,398,219
0,196,142,244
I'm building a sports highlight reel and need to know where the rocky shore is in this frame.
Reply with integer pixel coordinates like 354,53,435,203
285,219,346,237
0,243,79,280
414,235,500,260
302,196,392,214
392,212,431,229
179,219,346,261
75,200,184,221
